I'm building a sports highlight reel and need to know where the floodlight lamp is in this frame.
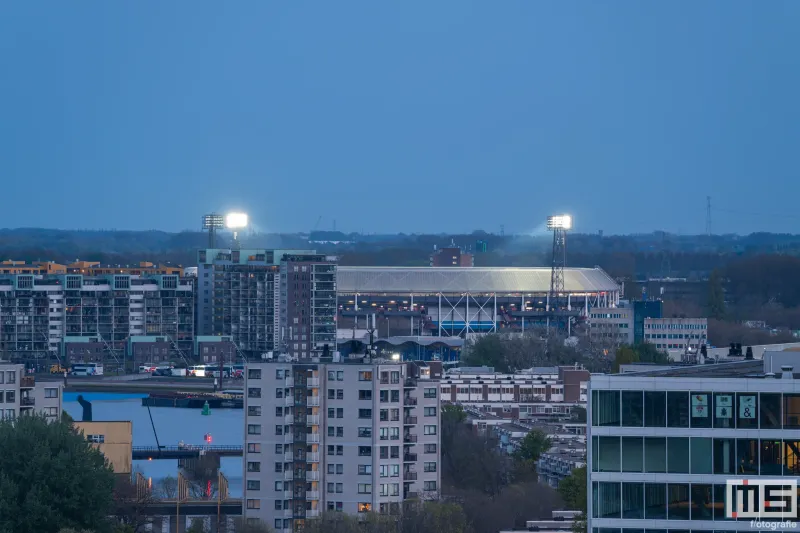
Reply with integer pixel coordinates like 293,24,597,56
225,212,248,229
202,213,224,230
391,353,401,361
547,215,572,230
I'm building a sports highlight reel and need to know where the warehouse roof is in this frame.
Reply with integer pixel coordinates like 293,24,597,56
337,266,619,294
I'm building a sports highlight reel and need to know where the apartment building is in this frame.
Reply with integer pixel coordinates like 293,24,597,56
439,366,588,419
279,254,337,359
588,358,800,533
0,272,194,363
196,249,334,357
644,317,708,352
0,363,62,420
242,359,441,531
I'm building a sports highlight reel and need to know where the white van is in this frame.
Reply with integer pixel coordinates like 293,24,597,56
188,365,210,377
71,363,104,376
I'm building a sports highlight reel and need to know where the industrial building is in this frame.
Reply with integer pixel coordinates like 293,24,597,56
336,266,620,359
588,354,800,532
242,358,441,531
0,271,194,365
195,249,336,359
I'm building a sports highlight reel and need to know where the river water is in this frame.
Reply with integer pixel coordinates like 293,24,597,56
63,392,244,496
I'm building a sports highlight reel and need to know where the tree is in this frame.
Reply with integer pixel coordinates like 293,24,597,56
112,473,156,533
155,476,177,499
630,343,669,365
231,517,273,533
514,429,552,464
612,345,638,372
0,414,115,533
708,269,727,319
558,466,587,533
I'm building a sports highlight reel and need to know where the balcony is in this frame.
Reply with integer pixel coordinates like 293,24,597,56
307,377,320,387
307,396,320,407
403,434,417,443
404,453,418,462
20,376,35,389
284,470,294,480
404,491,419,500
284,414,294,424
283,509,293,518
306,470,320,481
306,415,320,426
307,509,320,518
307,452,320,463
284,396,294,406
307,433,320,443
404,397,418,406
404,416,417,425
284,433,295,443
284,377,294,388
20,397,35,408
403,471,418,481
284,452,294,462
306,490,320,500
283,490,293,500
404,378,417,388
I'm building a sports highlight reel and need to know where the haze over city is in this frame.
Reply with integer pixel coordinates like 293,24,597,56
2,1,799,235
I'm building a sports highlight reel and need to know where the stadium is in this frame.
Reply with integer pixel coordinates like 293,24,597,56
335,266,621,360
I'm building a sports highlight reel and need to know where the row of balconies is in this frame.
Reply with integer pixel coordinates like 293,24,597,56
283,414,320,425
283,452,321,463
284,470,320,481
283,395,321,407
283,433,321,444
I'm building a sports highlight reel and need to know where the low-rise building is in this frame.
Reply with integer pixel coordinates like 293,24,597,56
73,420,133,474
0,363,62,420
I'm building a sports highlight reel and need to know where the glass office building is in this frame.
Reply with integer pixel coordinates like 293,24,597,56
588,359,800,533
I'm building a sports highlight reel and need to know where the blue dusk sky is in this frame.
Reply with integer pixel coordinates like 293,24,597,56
1,1,798,235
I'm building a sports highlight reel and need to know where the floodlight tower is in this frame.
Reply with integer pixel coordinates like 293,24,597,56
225,212,249,250
546,215,572,322
202,213,225,248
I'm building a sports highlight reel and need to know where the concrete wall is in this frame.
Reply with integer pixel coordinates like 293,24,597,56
74,420,133,474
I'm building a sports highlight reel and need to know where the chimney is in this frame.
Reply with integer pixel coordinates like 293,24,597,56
781,365,794,380
764,372,776,379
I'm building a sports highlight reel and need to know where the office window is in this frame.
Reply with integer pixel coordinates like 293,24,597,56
690,438,712,474
359,464,372,475
644,483,666,519
246,480,260,491
359,390,372,400
593,482,621,518
713,438,736,474
761,440,784,475
358,446,372,456
358,484,372,494
592,390,620,426
358,409,372,419
644,391,666,427
621,483,644,519
737,393,758,429
621,391,643,426
713,392,735,428
786,439,800,475
760,393,782,429
737,439,758,474
621,437,643,473
594,436,620,472
248,369,261,379
666,392,689,428
644,437,666,473
248,443,261,453
359,371,373,381
423,425,437,435
424,407,436,417
689,392,711,428
248,424,261,435
666,438,689,473
667,484,690,520
784,394,800,428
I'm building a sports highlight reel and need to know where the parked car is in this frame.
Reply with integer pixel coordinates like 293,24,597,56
152,366,173,377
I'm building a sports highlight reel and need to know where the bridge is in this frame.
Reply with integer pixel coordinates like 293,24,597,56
142,498,242,515
132,445,243,460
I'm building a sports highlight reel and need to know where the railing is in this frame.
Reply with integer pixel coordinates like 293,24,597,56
306,415,320,425
404,397,418,406
404,416,417,425
307,378,320,387
306,491,320,500
307,452,320,462
403,471,418,481
307,470,320,481
284,470,294,480
284,433,295,443
284,452,294,462
285,414,294,424
20,397,35,407
307,433,320,443
284,377,294,388
284,396,294,406
20,376,35,389
307,396,320,407
404,453,418,462
307,509,320,518
404,434,417,443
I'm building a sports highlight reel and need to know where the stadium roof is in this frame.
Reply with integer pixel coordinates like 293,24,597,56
337,267,619,294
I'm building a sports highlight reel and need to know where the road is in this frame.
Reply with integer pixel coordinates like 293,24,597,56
35,374,243,393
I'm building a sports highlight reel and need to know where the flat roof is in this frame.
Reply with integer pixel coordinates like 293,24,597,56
336,266,620,294
613,359,767,378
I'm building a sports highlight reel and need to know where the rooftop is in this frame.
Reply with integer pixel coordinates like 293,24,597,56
614,359,797,379
336,266,619,294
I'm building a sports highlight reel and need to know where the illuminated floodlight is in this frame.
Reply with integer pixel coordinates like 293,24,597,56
225,212,248,229
202,213,224,230
547,215,572,230
391,353,401,361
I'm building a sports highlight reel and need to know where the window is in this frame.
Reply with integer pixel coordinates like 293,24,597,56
691,483,713,520
247,480,260,491
337,371,344,381
760,393,782,429
644,391,666,427
622,482,644,519
248,369,261,379
644,483,666,519
358,427,372,438
713,438,736,474
667,483,690,520
327,445,335,456
761,440,783,475
391,390,400,402
593,482,621,519
737,393,758,429
391,464,399,477
275,444,283,454
87,434,105,443
380,409,388,421
275,407,283,416
247,425,261,435
391,371,400,384
247,462,261,472
358,503,372,513
666,437,689,473
424,443,437,454
275,425,283,435
380,446,388,459
328,408,335,418
644,437,666,473
5,391,14,403
391,409,400,421
666,392,689,428
359,371,372,381
592,390,620,426
689,391,711,428
44,388,58,399
248,406,262,416
336,483,343,493
594,436,620,472
359,390,372,400
424,387,436,398
276,369,285,379
390,446,399,458
274,480,283,490
246,499,260,509
359,464,372,475
713,392,735,428
380,390,388,403
358,446,372,456
358,409,372,419
328,370,336,380
784,394,800,428
737,438,758,474
275,500,282,510
690,437,712,474
424,462,437,472
621,391,643,426
621,437,643,472
424,407,436,417
248,388,261,398
337,408,343,418
248,443,261,453
423,425,437,435
423,481,437,492
358,484,372,494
